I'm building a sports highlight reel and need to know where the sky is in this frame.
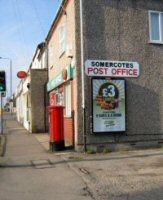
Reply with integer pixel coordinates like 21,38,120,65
0,0,60,97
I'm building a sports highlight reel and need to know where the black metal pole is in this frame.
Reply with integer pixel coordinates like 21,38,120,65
10,59,12,98
10,59,12,115
1,93,3,135
83,107,87,152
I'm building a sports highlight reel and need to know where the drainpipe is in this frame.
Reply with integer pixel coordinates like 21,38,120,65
80,0,87,152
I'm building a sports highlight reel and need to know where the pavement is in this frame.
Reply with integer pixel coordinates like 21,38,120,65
34,133,49,151
1,113,163,200
0,113,93,200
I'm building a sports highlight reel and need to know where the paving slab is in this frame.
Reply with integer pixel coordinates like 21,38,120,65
34,133,49,151
0,113,93,200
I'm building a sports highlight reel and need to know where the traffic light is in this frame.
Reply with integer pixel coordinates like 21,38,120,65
0,71,6,91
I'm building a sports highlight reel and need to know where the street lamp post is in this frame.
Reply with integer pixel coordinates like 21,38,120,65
0,57,12,98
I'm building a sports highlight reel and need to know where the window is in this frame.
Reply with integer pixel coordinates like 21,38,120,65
56,92,64,106
48,44,54,69
59,24,66,55
149,11,163,43
64,82,72,117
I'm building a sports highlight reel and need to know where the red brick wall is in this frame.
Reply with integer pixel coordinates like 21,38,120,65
64,80,75,147
64,117,74,146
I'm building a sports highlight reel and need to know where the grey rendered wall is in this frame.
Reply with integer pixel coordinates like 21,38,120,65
75,0,163,151
30,69,49,133
74,0,85,148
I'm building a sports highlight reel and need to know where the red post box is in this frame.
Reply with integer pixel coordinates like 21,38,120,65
48,106,65,151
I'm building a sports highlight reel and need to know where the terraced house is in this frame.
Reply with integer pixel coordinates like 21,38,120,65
16,0,163,152
46,0,162,152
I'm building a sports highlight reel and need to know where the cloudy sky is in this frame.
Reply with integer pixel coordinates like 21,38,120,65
0,0,60,97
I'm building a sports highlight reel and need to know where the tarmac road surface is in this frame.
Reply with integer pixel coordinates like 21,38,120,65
1,113,163,200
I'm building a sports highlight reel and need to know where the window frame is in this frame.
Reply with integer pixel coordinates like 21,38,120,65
64,81,72,118
149,10,163,44
48,44,55,69
59,24,66,56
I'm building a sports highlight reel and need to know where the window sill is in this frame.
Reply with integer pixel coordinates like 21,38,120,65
59,50,65,58
64,115,72,118
50,65,54,70
148,40,163,45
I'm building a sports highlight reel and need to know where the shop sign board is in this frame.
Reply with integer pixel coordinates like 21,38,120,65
47,65,74,92
85,60,140,77
47,73,62,92
92,79,126,133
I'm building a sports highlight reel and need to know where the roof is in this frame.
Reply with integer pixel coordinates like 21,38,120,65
28,0,68,72
45,0,68,44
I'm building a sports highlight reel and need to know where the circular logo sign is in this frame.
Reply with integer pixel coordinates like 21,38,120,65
62,69,67,80
17,71,27,79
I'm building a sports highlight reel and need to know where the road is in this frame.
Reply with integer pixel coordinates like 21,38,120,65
64,150,163,200
1,113,163,200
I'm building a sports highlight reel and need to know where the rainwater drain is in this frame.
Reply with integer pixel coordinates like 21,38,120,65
31,159,54,169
